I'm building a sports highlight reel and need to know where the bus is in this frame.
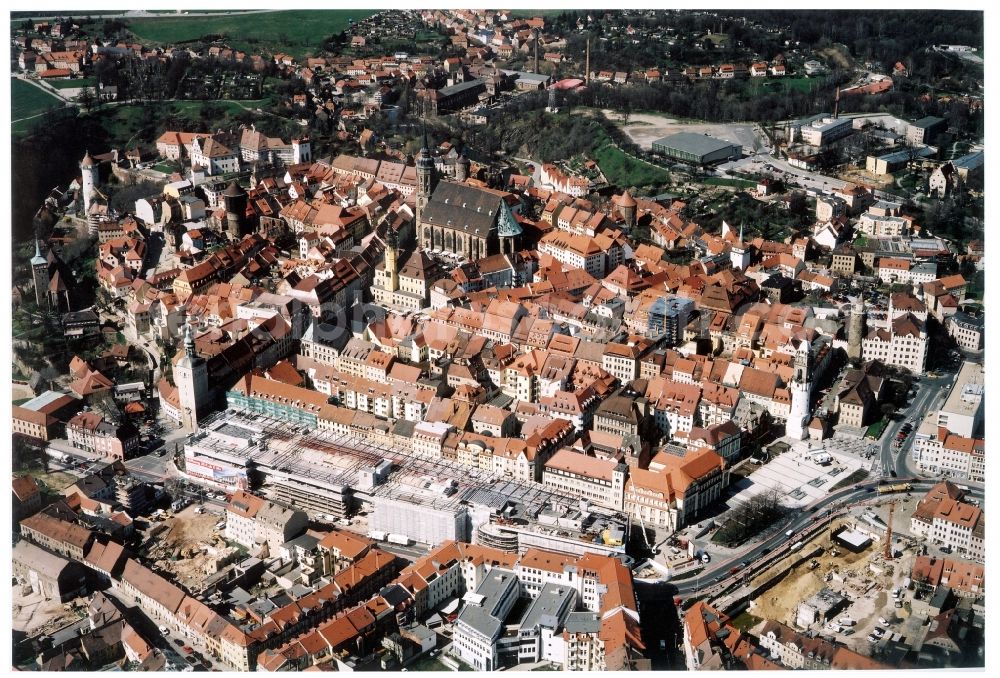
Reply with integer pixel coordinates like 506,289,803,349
877,482,912,495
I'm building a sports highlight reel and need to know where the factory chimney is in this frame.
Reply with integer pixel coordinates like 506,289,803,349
533,29,539,73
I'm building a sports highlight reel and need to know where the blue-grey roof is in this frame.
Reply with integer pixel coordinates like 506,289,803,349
438,78,485,98
953,151,983,170
564,611,601,634
519,582,575,631
652,132,741,156
949,311,983,329
911,116,946,129
21,390,74,412
500,70,551,84
875,147,935,164
456,569,518,640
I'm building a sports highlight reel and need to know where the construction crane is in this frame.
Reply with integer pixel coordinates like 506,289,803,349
884,501,895,560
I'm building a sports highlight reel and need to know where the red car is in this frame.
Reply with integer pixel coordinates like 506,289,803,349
729,566,740,575
183,646,194,654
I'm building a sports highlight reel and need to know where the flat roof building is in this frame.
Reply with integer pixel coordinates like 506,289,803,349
906,116,947,145
651,132,741,165
866,147,936,176
453,569,520,671
936,361,984,438
800,117,854,147
796,587,849,629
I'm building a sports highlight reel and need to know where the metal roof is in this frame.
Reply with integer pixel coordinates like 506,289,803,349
651,132,740,157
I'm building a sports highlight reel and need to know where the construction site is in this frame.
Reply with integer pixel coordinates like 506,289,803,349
183,410,630,555
745,497,923,655
140,503,237,591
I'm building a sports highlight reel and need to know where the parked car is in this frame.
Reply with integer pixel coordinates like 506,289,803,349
879,617,890,626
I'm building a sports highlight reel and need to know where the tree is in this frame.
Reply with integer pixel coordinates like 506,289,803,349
788,191,808,218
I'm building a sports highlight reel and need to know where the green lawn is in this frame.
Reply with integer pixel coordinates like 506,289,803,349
702,177,756,188
594,143,672,188
866,417,890,440
752,77,817,94
126,9,377,58
413,29,443,43
966,269,984,300
47,77,97,90
89,100,261,145
730,611,762,632
11,78,63,120
507,9,579,17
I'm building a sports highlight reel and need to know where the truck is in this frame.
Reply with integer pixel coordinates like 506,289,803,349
790,541,804,552
387,533,412,546
367,530,387,541
838,617,856,627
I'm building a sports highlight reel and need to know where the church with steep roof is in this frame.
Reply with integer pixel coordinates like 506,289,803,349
413,134,522,261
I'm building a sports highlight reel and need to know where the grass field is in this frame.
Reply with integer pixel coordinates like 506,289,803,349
730,611,762,633
90,100,261,144
702,177,756,188
508,9,578,17
47,77,97,90
751,77,818,94
865,416,889,440
126,9,377,58
11,78,63,120
594,143,672,188
966,270,984,301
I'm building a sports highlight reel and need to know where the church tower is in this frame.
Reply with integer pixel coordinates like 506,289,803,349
384,226,399,293
175,318,209,431
730,223,751,271
80,150,98,216
415,127,437,229
785,340,812,440
455,153,470,183
619,189,637,230
222,181,248,239
30,240,50,308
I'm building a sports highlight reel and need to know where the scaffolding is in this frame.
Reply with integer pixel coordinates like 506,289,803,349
191,408,630,546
